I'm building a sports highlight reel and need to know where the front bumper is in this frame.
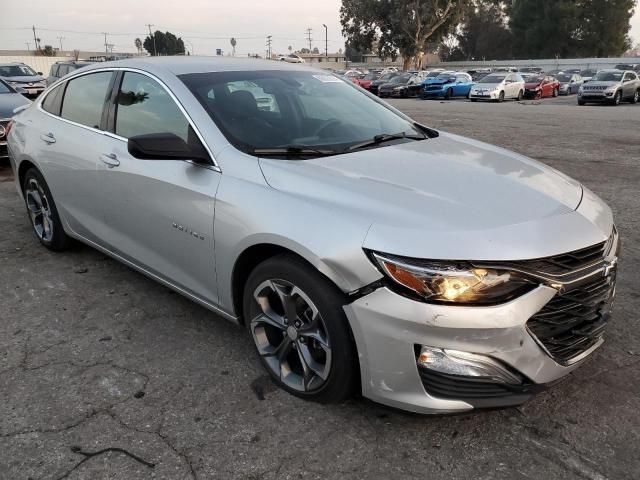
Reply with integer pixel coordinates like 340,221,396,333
12,84,45,97
469,91,499,100
523,89,541,99
579,92,615,102
344,230,618,414
422,88,445,98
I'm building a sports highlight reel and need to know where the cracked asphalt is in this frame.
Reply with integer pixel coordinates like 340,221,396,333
1,97,639,479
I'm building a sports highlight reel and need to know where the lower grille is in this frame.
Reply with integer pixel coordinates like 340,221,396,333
418,367,542,408
527,271,616,365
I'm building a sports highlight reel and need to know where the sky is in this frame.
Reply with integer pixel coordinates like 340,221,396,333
1,0,639,56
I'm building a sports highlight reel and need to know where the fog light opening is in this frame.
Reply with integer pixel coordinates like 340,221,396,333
416,346,523,386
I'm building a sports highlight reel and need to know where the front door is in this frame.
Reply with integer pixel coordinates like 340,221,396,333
96,71,221,304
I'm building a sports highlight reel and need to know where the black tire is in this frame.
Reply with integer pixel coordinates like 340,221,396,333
470,99,478,102
578,99,586,106
612,90,622,106
498,91,505,103
444,88,453,100
631,90,639,104
517,90,524,101
243,253,359,404
22,168,71,251
553,88,559,98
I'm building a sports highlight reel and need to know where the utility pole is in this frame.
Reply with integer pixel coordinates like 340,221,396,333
266,35,272,59
305,28,313,51
25,42,31,52
146,24,156,56
101,32,109,54
57,36,65,53
322,24,328,57
32,25,39,53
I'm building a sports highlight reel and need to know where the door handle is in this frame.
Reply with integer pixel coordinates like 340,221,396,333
100,153,120,168
40,133,56,144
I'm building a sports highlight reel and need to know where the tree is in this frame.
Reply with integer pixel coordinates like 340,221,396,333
43,45,55,56
134,38,143,54
507,0,634,58
230,37,237,56
288,45,293,53
143,31,185,56
344,42,365,62
312,47,320,54
340,0,468,69
454,0,513,60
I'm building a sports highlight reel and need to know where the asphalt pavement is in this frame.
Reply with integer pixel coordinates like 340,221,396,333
1,96,639,479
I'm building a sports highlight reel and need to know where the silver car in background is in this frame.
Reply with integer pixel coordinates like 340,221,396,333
7,58,619,414
578,69,640,105
469,72,525,102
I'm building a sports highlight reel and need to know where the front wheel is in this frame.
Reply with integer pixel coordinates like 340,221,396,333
553,88,559,97
631,90,639,104
612,90,622,106
498,91,505,103
23,168,71,251
243,254,359,403
517,90,524,101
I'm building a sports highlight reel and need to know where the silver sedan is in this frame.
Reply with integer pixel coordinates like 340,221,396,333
7,58,619,414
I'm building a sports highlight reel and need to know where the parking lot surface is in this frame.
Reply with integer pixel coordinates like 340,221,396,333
1,97,639,480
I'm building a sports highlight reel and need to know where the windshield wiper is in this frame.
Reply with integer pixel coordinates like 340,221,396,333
252,145,340,157
347,131,427,152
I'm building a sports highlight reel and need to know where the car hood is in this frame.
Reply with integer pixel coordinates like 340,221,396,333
583,81,619,88
2,75,46,84
258,132,595,259
472,83,501,89
0,94,31,117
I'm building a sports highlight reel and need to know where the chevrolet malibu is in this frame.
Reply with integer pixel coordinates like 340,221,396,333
7,58,619,414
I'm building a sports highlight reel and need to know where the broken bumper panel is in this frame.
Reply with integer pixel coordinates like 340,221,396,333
343,285,596,414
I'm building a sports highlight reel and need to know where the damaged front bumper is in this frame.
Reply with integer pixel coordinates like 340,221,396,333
343,285,599,414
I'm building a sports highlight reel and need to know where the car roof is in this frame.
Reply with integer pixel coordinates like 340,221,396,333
77,56,314,77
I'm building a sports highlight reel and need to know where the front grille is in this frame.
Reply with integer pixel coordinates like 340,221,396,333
527,271,616,365
516,240,609,275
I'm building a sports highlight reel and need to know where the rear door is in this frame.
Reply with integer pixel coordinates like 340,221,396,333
31,70,115,241
96,70,221,304
623,73,636,98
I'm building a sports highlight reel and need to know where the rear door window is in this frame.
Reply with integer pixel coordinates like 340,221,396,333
60,71,113,129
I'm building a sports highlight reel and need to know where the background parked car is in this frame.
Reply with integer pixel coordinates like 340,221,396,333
523,75,560,99
46,61,94,85
614,63,640,73
518,67,544,76
353,73,379,90
578,69,640,105
0,63,46,97
467,68,492,81
580,69,598,82
0,78,31,159
378,73,419,98
557,73,584,95
469,73,525,102
279,54,305,63
369,72,400,96
422,72,474,100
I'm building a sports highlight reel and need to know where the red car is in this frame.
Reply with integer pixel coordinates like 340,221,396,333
523,75,560,99
354,73,379,90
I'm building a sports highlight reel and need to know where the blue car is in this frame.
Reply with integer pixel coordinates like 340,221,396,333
422,72,475,100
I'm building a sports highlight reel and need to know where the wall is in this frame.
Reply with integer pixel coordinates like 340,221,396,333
430,57,640,72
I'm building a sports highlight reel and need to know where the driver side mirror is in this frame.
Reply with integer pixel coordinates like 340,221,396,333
37,71,43,75
128,133,210,164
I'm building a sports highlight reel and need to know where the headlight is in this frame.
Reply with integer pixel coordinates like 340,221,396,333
369,252,534,305
394,86,404,90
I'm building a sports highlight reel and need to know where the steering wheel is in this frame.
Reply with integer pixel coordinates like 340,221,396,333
313,119,343,138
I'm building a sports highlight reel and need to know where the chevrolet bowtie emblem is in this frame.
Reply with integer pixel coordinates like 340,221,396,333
604,257,618,277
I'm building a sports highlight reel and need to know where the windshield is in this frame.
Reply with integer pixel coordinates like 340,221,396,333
615,64,634,70
0,64,38,77
593,71,623,82
556,74,572,82
180,70,426,157
581,70,596,76
426,71,441,78
435,73,454,81
527,75,544,83
389,74,412,84
363,74,378,80
478,75,506,84
0,79,14,93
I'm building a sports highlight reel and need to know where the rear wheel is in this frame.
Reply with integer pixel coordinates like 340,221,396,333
243,254,359,403
23,168,71,251
444,88,453,100
631,90,639,104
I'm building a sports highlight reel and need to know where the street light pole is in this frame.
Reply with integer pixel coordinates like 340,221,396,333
322,24,327,57
146,24,156,56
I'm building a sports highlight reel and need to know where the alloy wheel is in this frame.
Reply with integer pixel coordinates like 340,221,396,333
250,279,332,392
633,91,639,104
25,178,54,242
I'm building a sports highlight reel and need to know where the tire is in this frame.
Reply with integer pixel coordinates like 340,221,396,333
517,90,524,101
612,90,622,106
553,88,559,98
22,167,71,251
444,88,453,100
243,253,359,403
498,91,505,103
578,99,586,106
470,99,477,102
631,90,639,104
